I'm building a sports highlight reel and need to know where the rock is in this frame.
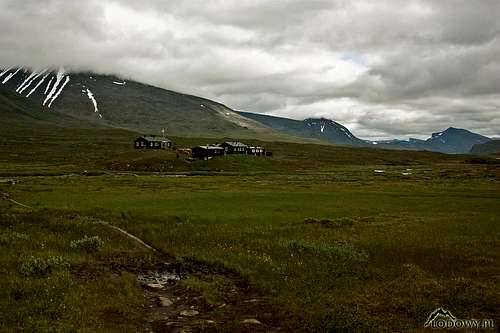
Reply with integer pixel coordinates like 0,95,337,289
205,320,216,325
243,299,259,303
158,296,173,307
145,283,164,291
242,319,262,325
180,309,199,317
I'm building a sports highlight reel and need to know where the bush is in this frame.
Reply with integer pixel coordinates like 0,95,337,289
287,240,368,262
20,255,69,277
304,217,354,228
70,235,104,253
0,232,29,245
46,255,70,268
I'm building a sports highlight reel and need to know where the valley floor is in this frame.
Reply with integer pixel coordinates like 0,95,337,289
1,122,499,332
1,162,499,332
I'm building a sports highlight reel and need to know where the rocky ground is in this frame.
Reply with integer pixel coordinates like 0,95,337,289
108,225,291,333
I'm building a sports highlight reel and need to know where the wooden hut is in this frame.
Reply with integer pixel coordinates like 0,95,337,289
134,135,172,150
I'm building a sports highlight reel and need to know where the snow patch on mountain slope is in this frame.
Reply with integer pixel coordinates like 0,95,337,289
113,81,126,85
19,70,47,95
340,127,353,138
2,68,21,84
85,88,102,118
27,73,50,97
0,67,12,79
85,88,98,113
48,76,70,108
43,68,66,107
16,71,37,93
44,76,54,95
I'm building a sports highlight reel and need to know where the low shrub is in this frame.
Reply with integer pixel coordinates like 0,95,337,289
304,217,354,228
20,255,69,277
287,240,368,262
70,235,104,253
0,232,29,245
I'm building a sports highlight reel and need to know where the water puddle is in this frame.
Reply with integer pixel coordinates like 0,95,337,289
137,270,181,285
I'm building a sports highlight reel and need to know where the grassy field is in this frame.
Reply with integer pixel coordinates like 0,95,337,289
1,121,500,331
0,208,159,332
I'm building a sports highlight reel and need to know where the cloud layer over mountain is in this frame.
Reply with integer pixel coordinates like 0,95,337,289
1,0,499,139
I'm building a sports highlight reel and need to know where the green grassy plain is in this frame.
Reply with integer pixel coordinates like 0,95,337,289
1,118,499,331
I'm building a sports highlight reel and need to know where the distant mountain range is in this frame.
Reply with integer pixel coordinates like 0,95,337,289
470,140,500,155
0,67,495,154
369,127,492,154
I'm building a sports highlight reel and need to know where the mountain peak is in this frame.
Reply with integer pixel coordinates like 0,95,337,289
237,111,366,146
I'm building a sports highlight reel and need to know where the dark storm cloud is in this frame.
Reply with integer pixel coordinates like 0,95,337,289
0,0,499,139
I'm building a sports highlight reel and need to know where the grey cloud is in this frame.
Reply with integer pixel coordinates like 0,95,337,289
0,0,499,139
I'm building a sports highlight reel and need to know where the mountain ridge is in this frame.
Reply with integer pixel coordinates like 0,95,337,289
0,66,493,153
370,127,491,154
237,111,368,146
0,67,286,140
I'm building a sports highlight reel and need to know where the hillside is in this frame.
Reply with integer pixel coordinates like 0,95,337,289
0,68,284,139
470,140,500,155
237,111,367,146
0,85,79,128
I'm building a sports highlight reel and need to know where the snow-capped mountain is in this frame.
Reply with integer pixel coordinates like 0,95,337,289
0,67,279,138
237,111,367,146
0,66,368,145
370,127,491,154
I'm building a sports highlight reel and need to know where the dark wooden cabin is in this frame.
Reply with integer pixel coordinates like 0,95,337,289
135,135,172,150
246,146,266,156
191,145,225,159
219,141,248,154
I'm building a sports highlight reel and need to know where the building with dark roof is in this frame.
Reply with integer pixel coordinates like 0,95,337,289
191,145,225,159
246,146,266,156
134,135,172,150
219,141,248,154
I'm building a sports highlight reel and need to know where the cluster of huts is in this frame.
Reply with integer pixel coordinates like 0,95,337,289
134,136,269,160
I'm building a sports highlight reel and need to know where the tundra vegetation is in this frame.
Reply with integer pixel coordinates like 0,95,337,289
1,123,499,332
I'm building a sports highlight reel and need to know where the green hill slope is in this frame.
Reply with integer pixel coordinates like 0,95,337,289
0,68,285,140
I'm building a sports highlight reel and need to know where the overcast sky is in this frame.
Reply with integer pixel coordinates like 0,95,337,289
1,0,499,139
